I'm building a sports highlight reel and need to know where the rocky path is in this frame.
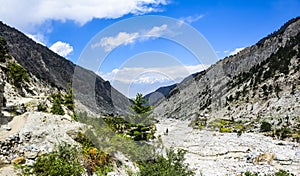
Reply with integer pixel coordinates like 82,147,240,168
155,119,300,176
0,114,28,140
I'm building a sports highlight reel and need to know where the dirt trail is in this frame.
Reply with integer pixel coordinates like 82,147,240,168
0,114,28,140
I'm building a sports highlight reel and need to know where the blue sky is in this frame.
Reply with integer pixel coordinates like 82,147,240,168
1,0,300,97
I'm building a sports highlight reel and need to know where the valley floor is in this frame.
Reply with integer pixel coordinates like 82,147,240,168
155,119,300,176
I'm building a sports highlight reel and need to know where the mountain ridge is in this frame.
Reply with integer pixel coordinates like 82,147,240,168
152,16,300,136
0,21,130,115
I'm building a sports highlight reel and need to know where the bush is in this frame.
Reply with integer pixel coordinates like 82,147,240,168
64,85,74,111
244,171,258,176
19,142,84,176
37,103,47,112
260,121,272,132
139,148,194,176
243,170,295,176
220,127,232,133
275,170,295,176
50,95,65,115
276,127,292,140
8,62,29,86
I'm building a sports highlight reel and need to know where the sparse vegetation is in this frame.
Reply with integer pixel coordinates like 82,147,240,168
260,121,272,132
50,93,65,115
74,132,113,175
243,170,295,176
8,62,29,87
17,142,84,176
103,116,155,141
138,148,194,176
37,103,47,112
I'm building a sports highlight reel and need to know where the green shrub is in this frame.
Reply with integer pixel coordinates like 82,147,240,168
220,127,232,133
260,121,272,132
19,142,84,176
139,148,194,176
37,103,47,112
64,85,74,111
51,97,65,115
8,62,29,86
244,171,258,176
243,170,295,176
275,170,295,176
276,127,292,140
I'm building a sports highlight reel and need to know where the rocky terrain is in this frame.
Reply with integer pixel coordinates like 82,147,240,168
0,17,299,175
153,17,300,139
156,118,299,175
0,21,130,115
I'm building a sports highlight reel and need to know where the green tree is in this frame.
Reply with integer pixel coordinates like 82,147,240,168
64,84,74,110
131,93,151,115
50,93,65,115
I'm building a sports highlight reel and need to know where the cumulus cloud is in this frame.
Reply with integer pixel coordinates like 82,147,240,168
50,41,73,57
100,64,210,84
229,47,245,55
0,0,169,32
93,24,168,51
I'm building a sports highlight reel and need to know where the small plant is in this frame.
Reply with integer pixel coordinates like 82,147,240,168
220,127,232,133
275,170,295,176
260,121,272,132
37,103,47,112
276,127,292,140
244,171,258,176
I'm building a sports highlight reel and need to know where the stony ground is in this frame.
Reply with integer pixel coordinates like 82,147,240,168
155,118,300,176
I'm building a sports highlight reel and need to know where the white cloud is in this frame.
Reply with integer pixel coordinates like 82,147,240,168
143,24,168,38
229,47,245,55
93,24,168,51
0,0,169,32
98,32,139,52
100,64,210,84
178,14,204,25
25,33,47,46
50,41,73,57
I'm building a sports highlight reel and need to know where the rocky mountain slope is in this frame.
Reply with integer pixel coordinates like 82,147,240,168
153,17,300,136
144,84,177,105
150,17,300,175
0,25,136,175
0,21,130,115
